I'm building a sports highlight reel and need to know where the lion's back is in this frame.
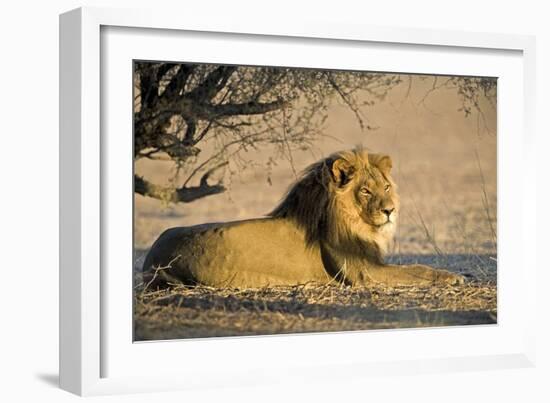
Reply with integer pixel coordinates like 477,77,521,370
142,218,327,288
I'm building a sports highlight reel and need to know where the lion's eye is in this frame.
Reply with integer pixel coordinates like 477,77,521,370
384,184,391,192
360,187,371,196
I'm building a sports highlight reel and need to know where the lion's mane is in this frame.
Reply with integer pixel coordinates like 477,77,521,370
269,148,399,261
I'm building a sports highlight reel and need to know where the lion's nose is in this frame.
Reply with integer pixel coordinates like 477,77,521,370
382,207,395,217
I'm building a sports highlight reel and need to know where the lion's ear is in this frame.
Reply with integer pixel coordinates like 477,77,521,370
371,154,392,174
331,158,356,186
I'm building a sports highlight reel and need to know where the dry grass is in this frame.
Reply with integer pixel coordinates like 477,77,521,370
134,279,496,341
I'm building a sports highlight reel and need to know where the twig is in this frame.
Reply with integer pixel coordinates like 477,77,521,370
142,255,181,295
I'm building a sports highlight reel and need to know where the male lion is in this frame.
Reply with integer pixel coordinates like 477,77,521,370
143,148,464,289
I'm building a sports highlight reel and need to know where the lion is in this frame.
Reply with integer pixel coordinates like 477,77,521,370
142,148,465,289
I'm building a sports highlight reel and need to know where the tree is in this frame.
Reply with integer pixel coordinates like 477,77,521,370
133,62,495,204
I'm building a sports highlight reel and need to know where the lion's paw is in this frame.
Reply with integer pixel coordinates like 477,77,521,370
434,269,466,286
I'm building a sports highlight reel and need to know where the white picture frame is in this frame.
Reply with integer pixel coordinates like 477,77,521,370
59,6,537,396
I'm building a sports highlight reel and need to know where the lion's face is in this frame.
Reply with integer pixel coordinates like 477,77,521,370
329,150,399,248
352,167,398,228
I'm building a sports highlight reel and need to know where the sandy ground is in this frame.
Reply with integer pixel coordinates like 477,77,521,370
133,76,497,340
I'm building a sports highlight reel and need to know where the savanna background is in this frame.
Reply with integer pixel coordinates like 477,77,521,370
133,63,497,340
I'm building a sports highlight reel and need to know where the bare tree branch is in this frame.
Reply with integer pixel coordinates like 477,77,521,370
187,66,238,101
134,174,225,203
205,99,287,117
161,65,196,99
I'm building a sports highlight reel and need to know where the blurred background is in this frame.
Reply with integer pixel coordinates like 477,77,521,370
134,65,496,274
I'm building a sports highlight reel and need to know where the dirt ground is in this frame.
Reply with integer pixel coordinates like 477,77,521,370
133,76,497,341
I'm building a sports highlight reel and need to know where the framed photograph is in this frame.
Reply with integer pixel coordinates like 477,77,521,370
60,7,536,396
